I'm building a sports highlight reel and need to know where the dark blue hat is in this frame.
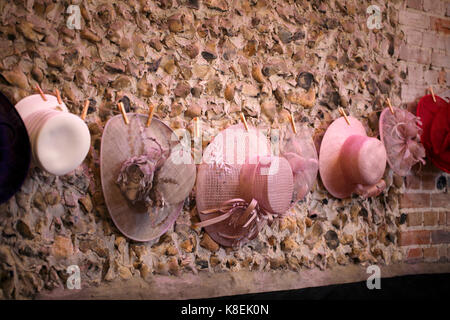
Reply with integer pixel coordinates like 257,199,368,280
0,91,31,204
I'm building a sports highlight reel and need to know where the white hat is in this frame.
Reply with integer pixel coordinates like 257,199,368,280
15,94,91,176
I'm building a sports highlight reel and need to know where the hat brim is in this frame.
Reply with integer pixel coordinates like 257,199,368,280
319,116,366,199
196,124,270,247
101,114,195,242
0,91,31,204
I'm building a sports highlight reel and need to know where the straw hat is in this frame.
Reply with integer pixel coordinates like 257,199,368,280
416,94,450,173
319,116,387,199
379,106,426,176
196,124,294,247
0,91,31,204
101,113,196,242
15,94,91,176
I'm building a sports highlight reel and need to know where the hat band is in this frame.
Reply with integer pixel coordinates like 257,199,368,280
195,198,274,246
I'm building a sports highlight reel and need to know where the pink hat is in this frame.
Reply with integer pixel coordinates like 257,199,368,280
319,116,387,199
379,106,426,176
101,113,196,242
196,124,294,247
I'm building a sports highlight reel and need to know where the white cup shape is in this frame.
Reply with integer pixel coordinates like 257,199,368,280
32,111,90,175
15,94,91,176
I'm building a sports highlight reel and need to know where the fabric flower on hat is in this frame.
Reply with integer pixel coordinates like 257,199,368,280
116,139,167,207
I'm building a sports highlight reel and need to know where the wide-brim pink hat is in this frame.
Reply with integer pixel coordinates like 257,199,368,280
319,116,387,199
101,113,196,242
196,124,294,247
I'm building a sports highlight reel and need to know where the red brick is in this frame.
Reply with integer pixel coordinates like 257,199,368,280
424,211,439,226
399,44,432,64
407,212,423,226
423,246,439,261
399,10,430,29
407,247,423,261
423,0,446,16
408,64,424,84
423,69,440,85
422,160,442,174
446,37,450,55
401,84,428,103
422,174,439,190
405,174,421,189
431,51,450,68
447,212,450,225
407,0,422,10
422,32,446,50
439,212,447,225
399,230,431,246
431,17,450,34
400,193,431,208
431,193,450,209
403,27,423,46
438,245,448,262
431,230,450,244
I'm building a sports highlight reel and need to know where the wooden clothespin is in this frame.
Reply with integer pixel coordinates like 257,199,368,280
81,100,90,120
193,117,200,139
54,88,62,105
240,112,249,132
118,101,129,125
429,86,436,103
35,84,47,101
338,107,350,125
146,104,156,127
386,98,395,115
289,111,297,134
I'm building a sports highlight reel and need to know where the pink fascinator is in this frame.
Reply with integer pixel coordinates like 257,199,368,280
379,107,426,176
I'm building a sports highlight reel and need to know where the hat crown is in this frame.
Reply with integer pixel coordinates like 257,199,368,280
240,156,293,214
340,135,386,186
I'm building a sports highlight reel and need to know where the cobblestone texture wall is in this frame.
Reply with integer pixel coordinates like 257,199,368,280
0,0,448,299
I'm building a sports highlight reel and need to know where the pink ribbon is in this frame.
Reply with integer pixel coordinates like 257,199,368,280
195,198,275,246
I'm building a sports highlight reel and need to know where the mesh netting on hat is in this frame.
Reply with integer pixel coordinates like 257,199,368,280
380,107,426,176
280,127,319,202
252,156,293,214
196,163,241,212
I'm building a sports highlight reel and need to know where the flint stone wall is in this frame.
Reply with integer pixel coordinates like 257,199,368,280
0,0,448,299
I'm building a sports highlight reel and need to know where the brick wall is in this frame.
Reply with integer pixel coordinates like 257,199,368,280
399,160,449,262
399,0,450,104
398,0,450,263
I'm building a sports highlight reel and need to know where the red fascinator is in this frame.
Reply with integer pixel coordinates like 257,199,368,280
416,94,450,173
